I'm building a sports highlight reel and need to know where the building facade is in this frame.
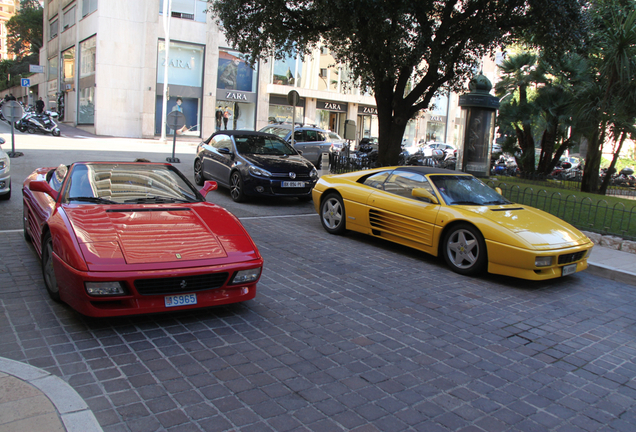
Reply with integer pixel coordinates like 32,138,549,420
39,0,499,144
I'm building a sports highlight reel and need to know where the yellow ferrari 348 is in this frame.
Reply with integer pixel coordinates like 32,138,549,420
312,166,593,280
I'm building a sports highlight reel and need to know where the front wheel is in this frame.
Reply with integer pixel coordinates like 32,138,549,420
27,127,36,134
320,193,346,235
41,232,61,302
442,223,487,276
52,128,61,137
23,206,31,242
193,159,205,186
229,171,246,202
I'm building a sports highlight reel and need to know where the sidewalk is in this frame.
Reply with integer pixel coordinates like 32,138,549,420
0,357,102,432
1,245,633,432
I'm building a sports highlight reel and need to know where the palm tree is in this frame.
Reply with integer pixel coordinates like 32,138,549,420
580,9,636,193
533,54,590,174
495,52,542,173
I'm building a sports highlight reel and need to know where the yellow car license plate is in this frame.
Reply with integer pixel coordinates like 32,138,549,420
562,264,577,276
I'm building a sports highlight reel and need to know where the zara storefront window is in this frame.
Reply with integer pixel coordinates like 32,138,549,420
215,49,258,131
155,40,205,136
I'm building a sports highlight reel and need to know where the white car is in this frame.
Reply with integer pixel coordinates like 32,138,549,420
0,137,10,201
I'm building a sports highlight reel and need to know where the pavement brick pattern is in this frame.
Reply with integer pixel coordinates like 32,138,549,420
1,215,636,432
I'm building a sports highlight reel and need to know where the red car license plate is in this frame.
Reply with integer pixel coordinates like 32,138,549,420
165,293,197,307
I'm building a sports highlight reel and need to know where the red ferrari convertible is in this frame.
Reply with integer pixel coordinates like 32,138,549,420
22,161,263,317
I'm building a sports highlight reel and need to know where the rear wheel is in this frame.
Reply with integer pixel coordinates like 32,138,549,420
193,159,205,186
320,193,346,234
27,127,36,134
230,171,246,202
41,232,61,302
442,223,487,276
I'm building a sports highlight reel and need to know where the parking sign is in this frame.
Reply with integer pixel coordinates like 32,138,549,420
21,78,30,87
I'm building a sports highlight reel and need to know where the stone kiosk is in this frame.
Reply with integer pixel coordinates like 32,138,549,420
456,73,499,177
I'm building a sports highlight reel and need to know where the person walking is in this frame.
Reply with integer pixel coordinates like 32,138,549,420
36,97,45,114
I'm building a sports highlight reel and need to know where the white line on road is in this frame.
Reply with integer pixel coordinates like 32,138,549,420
239,213,317,220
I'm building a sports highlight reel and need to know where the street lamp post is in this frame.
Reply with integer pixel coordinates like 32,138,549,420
160,0,173,142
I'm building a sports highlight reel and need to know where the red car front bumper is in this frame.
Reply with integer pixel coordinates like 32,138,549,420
52,253,262,317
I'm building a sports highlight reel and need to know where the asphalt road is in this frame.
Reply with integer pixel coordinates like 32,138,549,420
1,122,636,431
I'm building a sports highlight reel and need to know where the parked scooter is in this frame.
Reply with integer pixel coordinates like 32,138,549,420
16,110,61,136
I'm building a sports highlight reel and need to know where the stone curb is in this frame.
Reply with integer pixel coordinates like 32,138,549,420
0,357,103,432
586,262,636,286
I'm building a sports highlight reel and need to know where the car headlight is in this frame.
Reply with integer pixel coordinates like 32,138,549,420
310,168,318,179
535,257,553,267
230,268,262,284
85,281,126,296
0,157,8,170
249,166,272,177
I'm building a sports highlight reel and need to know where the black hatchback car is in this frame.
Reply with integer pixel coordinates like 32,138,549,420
194,131,318,202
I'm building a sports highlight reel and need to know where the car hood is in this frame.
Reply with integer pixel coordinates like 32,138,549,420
63,203,259,270
468,204,590,249
241,154,313,171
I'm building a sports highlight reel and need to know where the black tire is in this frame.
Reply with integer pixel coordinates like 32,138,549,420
0,182,9,201
229,171,246,202
52,129,61,137
442,223,487,276
41,232,61,302
23,206,31,242
320,193,346,235
298,195,312,202
27,127,36,134
193,159,205,186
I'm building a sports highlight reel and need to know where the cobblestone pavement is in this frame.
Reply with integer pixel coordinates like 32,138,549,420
1,214,636,432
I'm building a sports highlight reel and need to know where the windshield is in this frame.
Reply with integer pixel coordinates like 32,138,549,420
429,175,510,206
61,163,203,204
234,135,298,156
262,127,289,139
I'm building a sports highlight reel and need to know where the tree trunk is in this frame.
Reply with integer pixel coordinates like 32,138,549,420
515,124,535,174
537,119,558,174
546,137,572,174
599,131,626,195
375,82,409,167
581,125,605,193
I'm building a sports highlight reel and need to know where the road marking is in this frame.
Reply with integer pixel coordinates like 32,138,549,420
239,213,317,220
0,229,25,234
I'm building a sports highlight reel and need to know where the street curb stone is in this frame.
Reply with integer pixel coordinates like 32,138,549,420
0,357,103,432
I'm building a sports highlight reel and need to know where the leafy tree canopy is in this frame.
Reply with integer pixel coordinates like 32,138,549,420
6,0,43,60
211,0,586,165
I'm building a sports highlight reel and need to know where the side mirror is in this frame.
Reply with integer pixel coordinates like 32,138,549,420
29,180,59,201
0,137,5,144
412,188,439,204
199,180,218,197
218,148,231,154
